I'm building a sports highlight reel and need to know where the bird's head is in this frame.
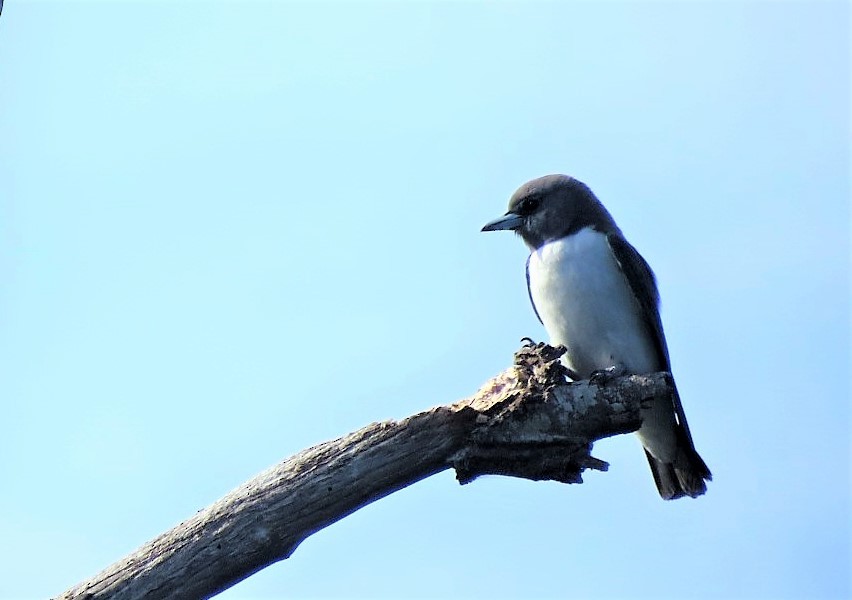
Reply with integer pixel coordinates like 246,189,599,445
482,174,618,250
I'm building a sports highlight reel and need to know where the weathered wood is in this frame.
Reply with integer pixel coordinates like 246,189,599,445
56,344,671,600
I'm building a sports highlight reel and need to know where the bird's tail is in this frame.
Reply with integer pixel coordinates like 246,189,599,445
645,423,712,500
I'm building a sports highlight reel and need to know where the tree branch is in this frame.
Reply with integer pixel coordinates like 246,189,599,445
56,343,672,600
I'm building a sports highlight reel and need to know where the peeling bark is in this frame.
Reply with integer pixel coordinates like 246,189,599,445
56,343,672,600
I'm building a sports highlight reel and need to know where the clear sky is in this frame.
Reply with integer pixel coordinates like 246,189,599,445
0,1,849,599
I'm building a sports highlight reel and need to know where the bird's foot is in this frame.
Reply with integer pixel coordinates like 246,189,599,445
564,367,582,382
589,364,628,386
519,336,537,347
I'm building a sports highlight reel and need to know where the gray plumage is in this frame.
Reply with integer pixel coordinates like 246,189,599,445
483,174,711,499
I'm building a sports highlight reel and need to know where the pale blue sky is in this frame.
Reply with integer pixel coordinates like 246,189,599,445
0,1,849,599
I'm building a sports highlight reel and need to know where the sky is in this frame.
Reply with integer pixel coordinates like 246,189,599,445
0,1,849,599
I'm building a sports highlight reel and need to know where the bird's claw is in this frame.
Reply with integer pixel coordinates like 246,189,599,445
589,364,627,386
520,336,537,348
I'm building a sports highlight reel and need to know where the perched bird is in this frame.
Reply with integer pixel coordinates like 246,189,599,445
482,174,710,499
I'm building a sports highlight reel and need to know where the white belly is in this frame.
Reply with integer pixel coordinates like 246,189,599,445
527,228,659,378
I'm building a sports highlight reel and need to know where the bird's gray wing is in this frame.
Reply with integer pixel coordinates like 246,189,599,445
606,233,669,369
525,255,543,325
607,234,697,440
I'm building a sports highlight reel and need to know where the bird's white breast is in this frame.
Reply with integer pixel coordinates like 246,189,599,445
527,227,659,378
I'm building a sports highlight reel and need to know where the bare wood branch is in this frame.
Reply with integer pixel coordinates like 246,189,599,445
56,344,672,600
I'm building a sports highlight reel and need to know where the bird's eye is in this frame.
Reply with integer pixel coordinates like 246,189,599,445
519,196,539,214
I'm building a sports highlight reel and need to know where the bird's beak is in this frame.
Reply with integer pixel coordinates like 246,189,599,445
481,212,524,232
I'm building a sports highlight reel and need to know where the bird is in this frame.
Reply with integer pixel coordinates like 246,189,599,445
482,174,711,499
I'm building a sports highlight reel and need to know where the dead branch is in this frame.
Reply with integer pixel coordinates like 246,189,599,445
56,343,671,600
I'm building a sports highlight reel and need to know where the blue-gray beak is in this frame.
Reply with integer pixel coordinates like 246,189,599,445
481,212,524,232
